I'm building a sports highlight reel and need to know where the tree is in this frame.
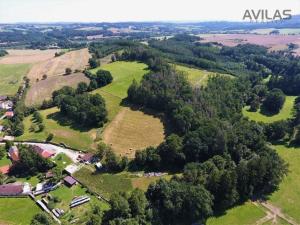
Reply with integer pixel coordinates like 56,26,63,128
109,193,131,219
33,111,43,124
76,82,88,94
262,89,285,114
46,133,54,142
111,54,117,62
89,58,100,69
65,67,72,75
38,123,45,132
95,69,113,87
30,212,53,225
128,189,148,217
42,74,47,80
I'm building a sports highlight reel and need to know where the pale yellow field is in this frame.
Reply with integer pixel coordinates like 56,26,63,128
102,107,165,158
0,49,60,64
27,48,90,82
25,72,90,106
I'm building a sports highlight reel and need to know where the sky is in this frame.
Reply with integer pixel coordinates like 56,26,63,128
0,0,300,23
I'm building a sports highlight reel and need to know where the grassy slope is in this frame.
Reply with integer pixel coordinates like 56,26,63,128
0,64,31,96
17,107,95,151
207,202,265,225
174,64,233,86
269,145,300,222
91,61,149,99
242,96,296,123
0,198,41,225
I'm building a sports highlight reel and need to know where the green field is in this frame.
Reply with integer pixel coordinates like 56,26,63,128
207,202,265,225
0,156,11,167
268,145,300,223
74,166,133,198
0,197,41,225
52,153,73,169
91,61,149,99
175,64,232,86
242,96,296,123
17,107,96,151
0,64,31,96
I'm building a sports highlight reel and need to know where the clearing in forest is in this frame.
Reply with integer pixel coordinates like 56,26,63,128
242,96,296,123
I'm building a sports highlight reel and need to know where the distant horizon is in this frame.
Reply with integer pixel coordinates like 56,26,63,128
1,0,300,23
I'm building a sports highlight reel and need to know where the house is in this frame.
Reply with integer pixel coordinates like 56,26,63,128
45,171,54,179
78,153,94,164
32,145,55,159
0,182,30,196
0,101,13,110
9,146,19,161
5,111,14,118
64,176,77,187
64,164,80,175
0,165,10,174
95,162,102,170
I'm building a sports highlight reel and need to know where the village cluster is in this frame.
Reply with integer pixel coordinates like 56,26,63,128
0,143,102,223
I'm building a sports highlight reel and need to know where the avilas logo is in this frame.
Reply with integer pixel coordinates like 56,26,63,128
243,9,292,22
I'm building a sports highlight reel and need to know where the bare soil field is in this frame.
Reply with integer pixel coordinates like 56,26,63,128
200,34,300,55
0,49,60,64
25,72,90,106
27,48,90,82
102,107,165,158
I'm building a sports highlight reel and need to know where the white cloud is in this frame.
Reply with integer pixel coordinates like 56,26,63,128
0,0,299,23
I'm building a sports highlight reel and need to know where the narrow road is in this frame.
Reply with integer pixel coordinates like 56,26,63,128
14,142,80,162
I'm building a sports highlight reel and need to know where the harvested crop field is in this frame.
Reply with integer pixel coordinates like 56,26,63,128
0,49,60,64
103,107,165,158
25,72,90,106
200,34,300,55
27,48,90,82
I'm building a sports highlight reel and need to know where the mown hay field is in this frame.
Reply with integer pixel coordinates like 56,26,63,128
25,72,90,106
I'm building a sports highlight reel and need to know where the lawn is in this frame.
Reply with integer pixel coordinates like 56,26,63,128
174,64,233,87
242,96,296,123
268,145,300,223
91,61,149,99
207,202,265,225
0,155,11,167
0,64,31,96
0,197,41,225
52,153,73,169
16,107,96,151
50,184,110,224
74,166,133,198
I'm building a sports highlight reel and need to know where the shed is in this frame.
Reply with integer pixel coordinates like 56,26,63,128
64,176,77,187
64,164,80,175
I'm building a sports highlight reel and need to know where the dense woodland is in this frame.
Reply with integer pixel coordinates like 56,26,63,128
77,35,300,225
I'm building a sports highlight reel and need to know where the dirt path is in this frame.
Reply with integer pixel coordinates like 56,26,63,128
254,201,299,225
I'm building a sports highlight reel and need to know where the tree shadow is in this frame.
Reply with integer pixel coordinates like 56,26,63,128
46,111,96,132
120,98,174,137
259,105,279,117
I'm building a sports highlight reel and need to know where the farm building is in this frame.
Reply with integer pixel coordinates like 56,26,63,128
0,165,10,174
64,164,80,175
9,146,20,161
32,145,55,158
0,100,13,110
78,153,94,163
64,176,77,187
0,182,31,196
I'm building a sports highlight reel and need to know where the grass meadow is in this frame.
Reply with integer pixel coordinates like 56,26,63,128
174,64,233,87
0,64,31,96
242,96,296,123
0,197,41,225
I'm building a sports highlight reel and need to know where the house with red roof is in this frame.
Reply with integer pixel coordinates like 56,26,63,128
5,111,14,118
32,145,55,159
9,146,19,161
